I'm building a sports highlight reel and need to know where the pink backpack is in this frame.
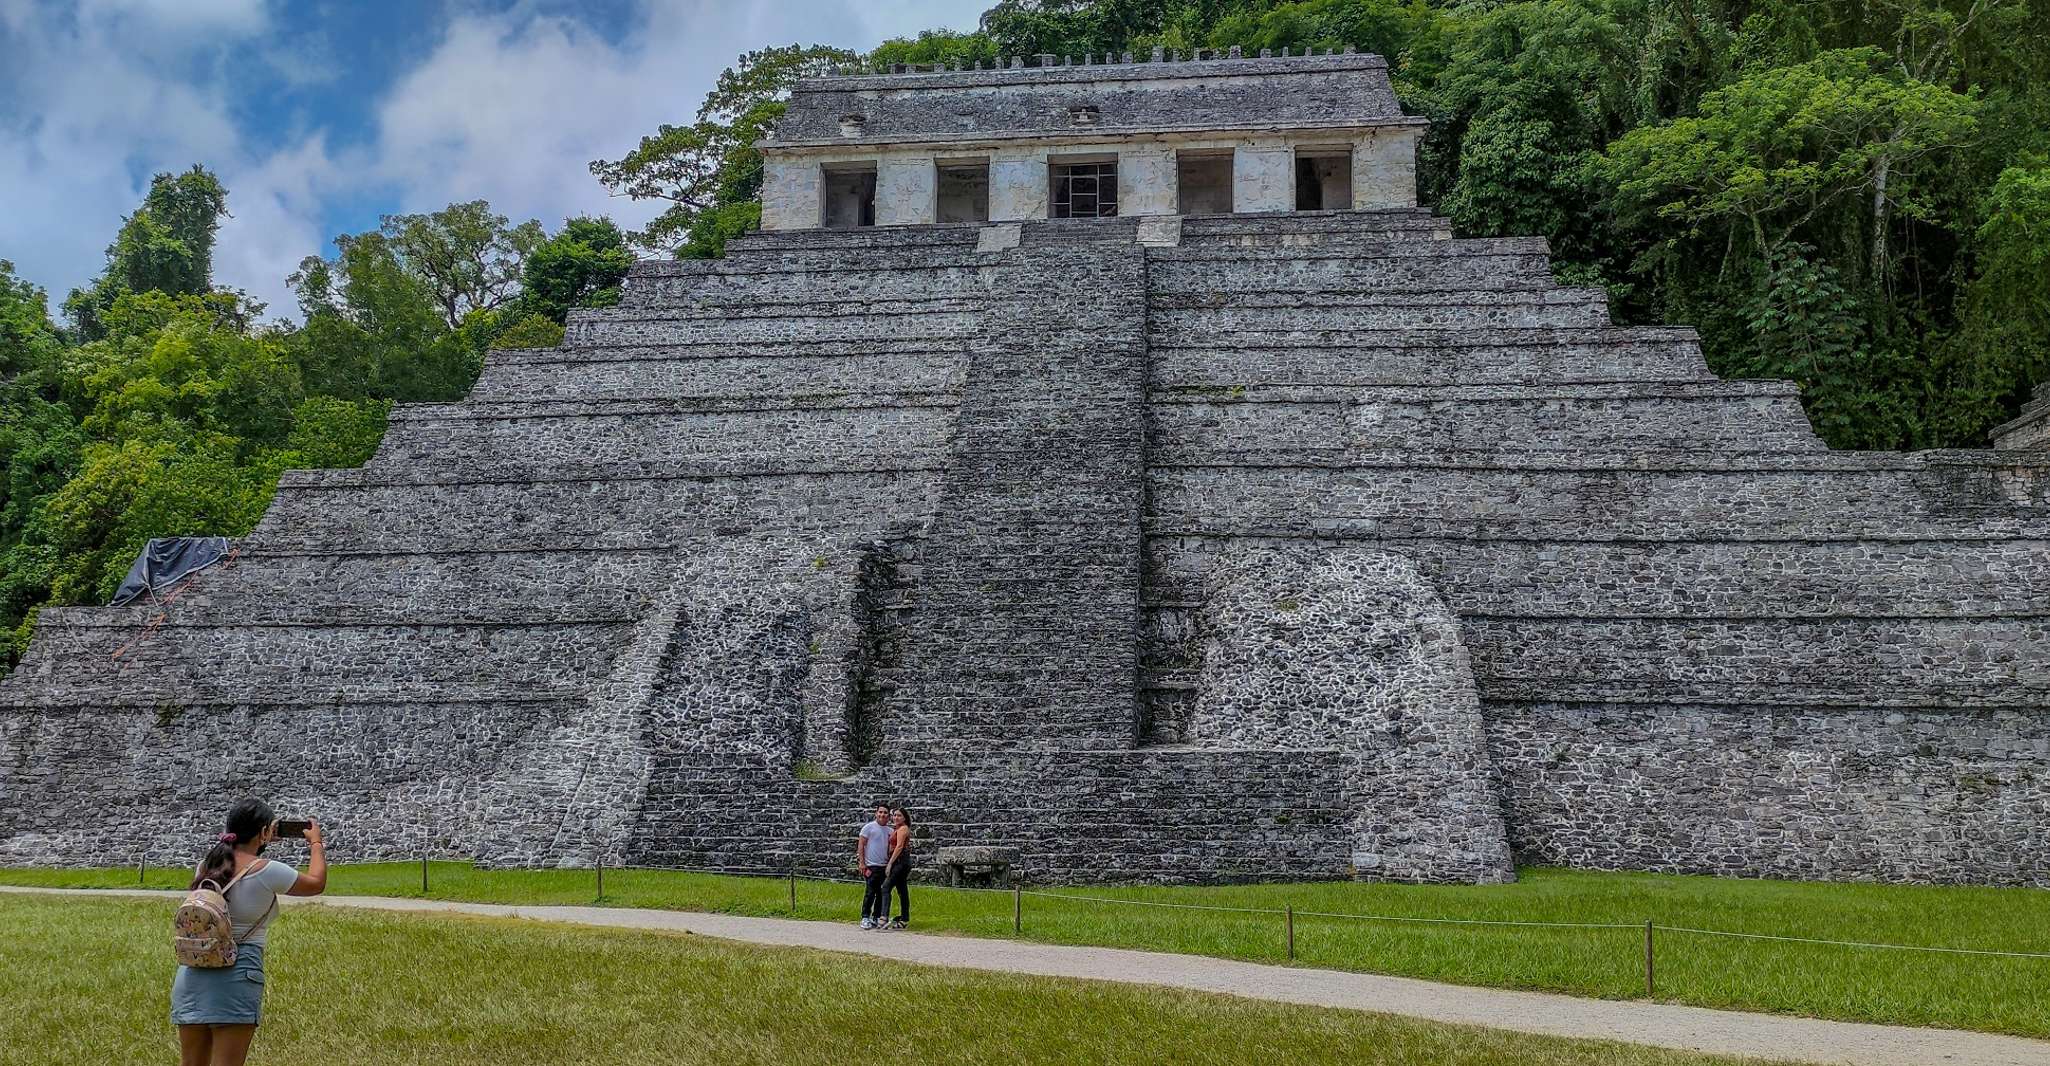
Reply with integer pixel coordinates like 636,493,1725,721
173,860,274,968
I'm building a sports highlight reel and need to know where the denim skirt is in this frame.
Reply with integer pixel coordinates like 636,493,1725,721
170,944,266,1026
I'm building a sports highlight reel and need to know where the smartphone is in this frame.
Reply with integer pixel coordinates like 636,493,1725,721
275,819,312,839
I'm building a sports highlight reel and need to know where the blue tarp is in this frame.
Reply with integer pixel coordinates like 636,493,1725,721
110,537,232,607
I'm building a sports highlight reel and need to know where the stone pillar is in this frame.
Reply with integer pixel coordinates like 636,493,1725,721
1233,144,1294,213
1354,127,1420,209
989,148,1049,221
760,159,821,230
875,156,937,226
1118,146,1177,217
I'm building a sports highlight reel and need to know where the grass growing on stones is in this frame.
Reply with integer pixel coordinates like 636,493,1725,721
0,894,1776,1066
8,864,2049,1039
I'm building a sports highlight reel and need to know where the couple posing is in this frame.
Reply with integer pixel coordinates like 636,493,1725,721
856,802,913,930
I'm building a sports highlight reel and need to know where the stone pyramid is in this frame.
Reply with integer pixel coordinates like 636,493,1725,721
3,54,2045,887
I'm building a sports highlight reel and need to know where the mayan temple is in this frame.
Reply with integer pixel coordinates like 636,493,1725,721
3,49,2047,886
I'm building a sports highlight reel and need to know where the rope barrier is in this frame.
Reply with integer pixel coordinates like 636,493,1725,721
1295,909,1639,930
1018,889,1636,929
1020,889,1285,915
402,856,2050,961
1654,925,2050,961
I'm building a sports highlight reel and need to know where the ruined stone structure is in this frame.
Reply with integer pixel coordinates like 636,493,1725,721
5,51,2049,886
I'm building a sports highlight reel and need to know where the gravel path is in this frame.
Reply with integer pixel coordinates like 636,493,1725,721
11,886,2047,1065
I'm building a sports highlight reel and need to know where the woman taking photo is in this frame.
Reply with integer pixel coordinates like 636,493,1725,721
173,798,326,1066
882,807,913,929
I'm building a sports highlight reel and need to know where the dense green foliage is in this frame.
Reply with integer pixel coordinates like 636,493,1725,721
60,167,229,342
0,177,629,670
600,0,2048,450
9,863,2050,1039
591,45,858,257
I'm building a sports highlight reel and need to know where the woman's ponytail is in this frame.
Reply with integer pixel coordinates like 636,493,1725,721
190,798,274,890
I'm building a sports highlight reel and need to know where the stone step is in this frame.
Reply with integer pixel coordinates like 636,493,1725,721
726,224,986,254
1151,288,1611,331
1462,615,2050,707
488,337,974,365
468,348,968,403
389,393,957,420
1149,242,1557,292
640,245,989,278
1150,326,1713,386
367,400,956,470
251,467,945,554
1157,235,1544,261
1147,458,2050,541
1018,217,1144,244
1149,380,1822,454
567,295,984,325
28,547,673,627
1143,535,2050,619
1178,208,1451,245
2,618,629,706
616,263,992,309
562,308,980,348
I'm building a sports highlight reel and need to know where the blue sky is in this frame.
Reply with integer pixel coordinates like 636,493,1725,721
0,0,985,318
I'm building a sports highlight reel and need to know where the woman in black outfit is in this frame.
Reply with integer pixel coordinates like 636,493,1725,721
883,807,913,929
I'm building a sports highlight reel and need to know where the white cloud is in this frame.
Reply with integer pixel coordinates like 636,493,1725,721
0,0,988,321
367,1,986,231
212,133,343,315
0,0,263,308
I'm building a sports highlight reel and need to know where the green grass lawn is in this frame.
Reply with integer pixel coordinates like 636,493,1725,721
8,863,2049,1041
0,894,1777,1066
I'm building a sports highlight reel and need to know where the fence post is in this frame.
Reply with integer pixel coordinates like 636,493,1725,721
1287,905,1296,961
139,854,147,886
788,860,798,911
420,852,429,894
1644,920,1656,998
596,854,605,902
1013,884,1023,934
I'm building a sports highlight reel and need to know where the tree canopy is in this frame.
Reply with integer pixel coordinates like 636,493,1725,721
590,44,857,257
0,173,627,671
62,167,229,341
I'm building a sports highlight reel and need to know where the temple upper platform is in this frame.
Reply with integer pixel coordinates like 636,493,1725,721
758,50,1426,229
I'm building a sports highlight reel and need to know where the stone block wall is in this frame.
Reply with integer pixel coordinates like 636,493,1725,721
5,210,2048,889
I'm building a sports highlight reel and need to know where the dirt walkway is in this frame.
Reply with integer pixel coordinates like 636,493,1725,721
11,886,2046,1066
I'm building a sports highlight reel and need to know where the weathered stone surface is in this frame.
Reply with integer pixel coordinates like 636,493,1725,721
760,159,821,231
4,65,2049,890
756,52,1426,231
1355,128,1420,209
1189,548,1514,883
771,52,1407,145
1232,145,1295,213
875,157,937,226
1119,146,1178,216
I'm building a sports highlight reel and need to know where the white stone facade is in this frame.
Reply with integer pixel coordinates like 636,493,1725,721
759,51,1425,231
760,129,1421,230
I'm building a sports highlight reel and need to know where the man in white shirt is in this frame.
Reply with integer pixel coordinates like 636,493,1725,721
856,803,893,929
